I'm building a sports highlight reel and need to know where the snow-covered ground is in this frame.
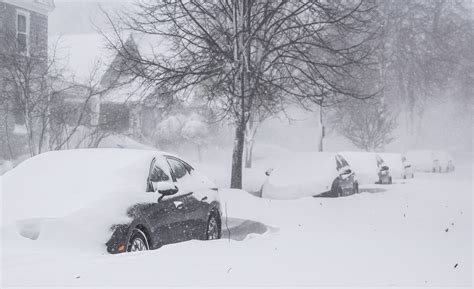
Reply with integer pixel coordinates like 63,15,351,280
1,149,471,288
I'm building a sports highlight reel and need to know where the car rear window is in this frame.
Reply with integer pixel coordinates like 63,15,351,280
167,159,188,180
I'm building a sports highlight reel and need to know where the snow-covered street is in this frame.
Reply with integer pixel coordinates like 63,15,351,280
1,154,471,287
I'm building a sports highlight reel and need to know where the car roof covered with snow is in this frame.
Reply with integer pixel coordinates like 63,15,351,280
261,152,342,199
338,151,381,184
2,149,180,225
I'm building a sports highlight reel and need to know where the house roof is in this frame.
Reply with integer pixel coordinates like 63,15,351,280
1,0,55,14
52,31,178,104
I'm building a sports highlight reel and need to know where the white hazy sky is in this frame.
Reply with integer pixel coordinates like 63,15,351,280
49,0,133,35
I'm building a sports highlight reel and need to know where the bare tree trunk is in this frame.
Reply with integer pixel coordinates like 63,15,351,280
197,144,202,163
231,119,245,189
317,105,324,152
407,76,416,135
244,139,254,168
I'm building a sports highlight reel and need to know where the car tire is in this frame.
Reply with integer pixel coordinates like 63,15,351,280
127,228,149,252
206,213,221,240
353,182,359,194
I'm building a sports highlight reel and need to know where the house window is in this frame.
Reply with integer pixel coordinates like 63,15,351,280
16,10,30,55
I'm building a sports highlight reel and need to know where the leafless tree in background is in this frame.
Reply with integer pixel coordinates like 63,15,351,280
104,0,380,189
331,97,397,151
373,0,473,134
0,31,125,159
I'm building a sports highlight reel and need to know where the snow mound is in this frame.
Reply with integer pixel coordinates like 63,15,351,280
261,152,339,199
339,151,380,185
406,150,438,172
1,149,164,225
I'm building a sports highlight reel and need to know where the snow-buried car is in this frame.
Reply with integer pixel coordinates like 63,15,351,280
2,149,222,254
261,152,359,199
339,152,393,185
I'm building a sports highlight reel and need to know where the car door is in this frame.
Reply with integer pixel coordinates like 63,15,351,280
166,157,211,241
146,156,189,245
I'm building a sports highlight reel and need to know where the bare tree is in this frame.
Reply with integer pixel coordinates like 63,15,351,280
374,0,473,134
0,31,127,159
331,97,397,151
104,0,379,188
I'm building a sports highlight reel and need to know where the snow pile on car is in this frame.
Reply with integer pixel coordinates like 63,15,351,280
261,152,339,199
405,150,437,172
378,152,405,179
1,149,171,253
339,151,380,185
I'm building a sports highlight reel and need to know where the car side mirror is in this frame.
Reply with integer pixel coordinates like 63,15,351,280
154,181,179,196
265,168,274,176
340,168,352,175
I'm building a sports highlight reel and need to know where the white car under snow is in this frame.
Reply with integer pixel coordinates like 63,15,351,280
405,150,455,173
338,151,390,185
261,152,359,199
378,152,414,179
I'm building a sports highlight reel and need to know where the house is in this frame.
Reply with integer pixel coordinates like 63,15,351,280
58,33,174,142
0,0,55,159
0,0,55,57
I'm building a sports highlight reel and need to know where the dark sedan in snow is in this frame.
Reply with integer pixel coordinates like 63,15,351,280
106,154,222,253
2,149,221,254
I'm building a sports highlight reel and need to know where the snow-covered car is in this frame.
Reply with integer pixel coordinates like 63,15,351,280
261,152,359,199
2,149,222,254
405,150,454,173
433,151,455,172
378,153,414,179
339,152,392,185
401,155,415,179
405,150,438,172
375,154,392,184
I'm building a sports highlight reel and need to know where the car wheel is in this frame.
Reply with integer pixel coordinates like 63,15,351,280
206,213,221,240
127,228,149,252
353,182,359,194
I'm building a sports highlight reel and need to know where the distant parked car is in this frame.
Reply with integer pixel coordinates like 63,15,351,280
406,150,439,172
3,149,222,254
434,151,455,173
401,155,415,179
261,152,359,199
375,154,392,184
378,153,414,179
339,152,392,185
406,150,454,173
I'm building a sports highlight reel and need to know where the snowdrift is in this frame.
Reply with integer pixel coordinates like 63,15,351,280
1,149,172,253
261,152,339,199
339,151,380,185
405,150,442,172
